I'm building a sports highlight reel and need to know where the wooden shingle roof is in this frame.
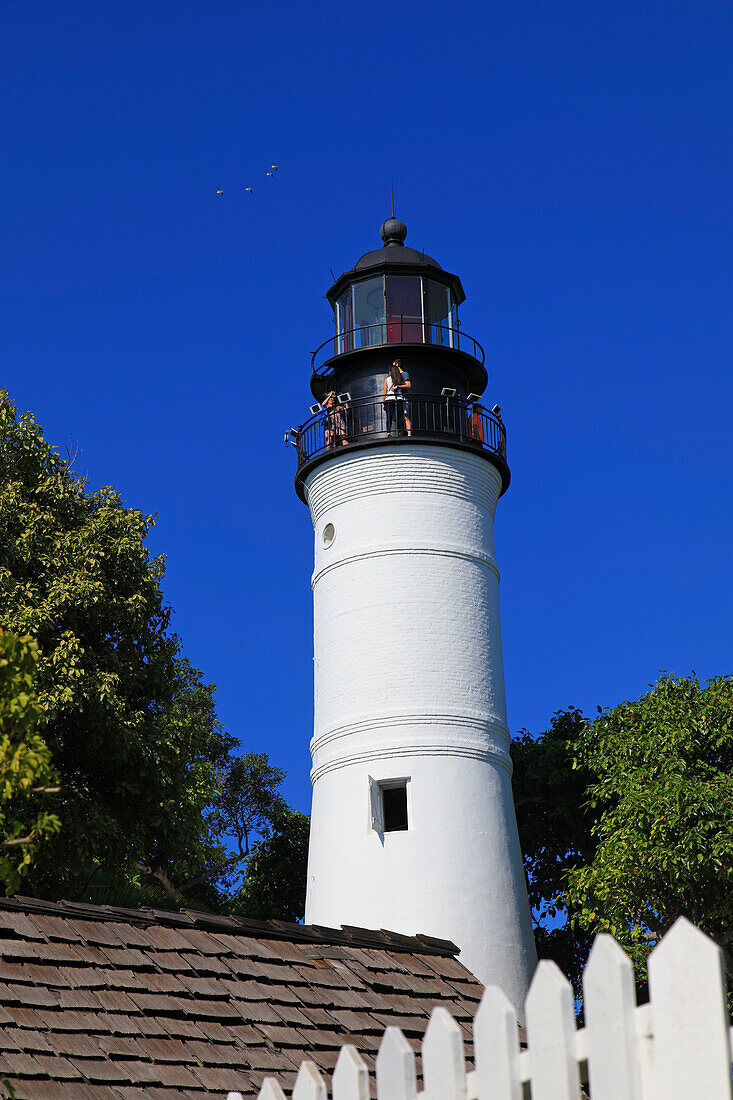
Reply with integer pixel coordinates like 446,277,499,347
0,896,486,1099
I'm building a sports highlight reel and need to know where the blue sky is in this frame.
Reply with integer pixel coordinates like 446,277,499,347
3,0,732,814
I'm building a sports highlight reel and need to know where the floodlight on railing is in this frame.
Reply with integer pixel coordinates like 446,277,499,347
491,404,502,416
309,404,321,416
467,393,481,403
338,392,352,403
441,387,457,397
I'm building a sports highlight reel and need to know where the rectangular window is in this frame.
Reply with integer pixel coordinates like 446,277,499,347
369,776,409,834
382,784,408,831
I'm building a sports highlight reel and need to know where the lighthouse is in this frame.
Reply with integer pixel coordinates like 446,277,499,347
290,218,537,1012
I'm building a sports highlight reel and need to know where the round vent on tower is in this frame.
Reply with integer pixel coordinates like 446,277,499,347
322,523,336,548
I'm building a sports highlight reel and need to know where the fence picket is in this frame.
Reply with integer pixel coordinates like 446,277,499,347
376,1026,417,1100
525,960,581,1100
225,919,733,1100
648,916,732,1100
293,1062,327,1100
422,1007,466,1100
473,985,521,1100
254,1082,287,1100
583,933,640,1100
333,1045,369,1100
633,1003,655,1100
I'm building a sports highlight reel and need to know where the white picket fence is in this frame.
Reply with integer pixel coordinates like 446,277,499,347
227,917,733,1100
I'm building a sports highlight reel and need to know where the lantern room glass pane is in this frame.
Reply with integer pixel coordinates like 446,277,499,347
424,280,452,347
386,276,423,343
352,277,385,348
336,290,353,353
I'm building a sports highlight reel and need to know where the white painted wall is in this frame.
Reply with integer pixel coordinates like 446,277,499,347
303,444,537,1014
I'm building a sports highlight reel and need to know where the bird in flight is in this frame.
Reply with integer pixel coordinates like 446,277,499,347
214,166,278,197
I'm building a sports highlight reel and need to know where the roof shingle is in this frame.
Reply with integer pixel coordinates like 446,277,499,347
0,896,488,1099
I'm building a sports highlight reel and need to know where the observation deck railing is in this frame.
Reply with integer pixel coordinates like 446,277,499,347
293,393,506,471
311,323,485,377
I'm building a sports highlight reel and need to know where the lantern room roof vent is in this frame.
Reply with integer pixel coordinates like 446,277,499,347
380,217,408,245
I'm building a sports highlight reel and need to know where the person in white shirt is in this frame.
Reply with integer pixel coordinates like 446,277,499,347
382,359,412,437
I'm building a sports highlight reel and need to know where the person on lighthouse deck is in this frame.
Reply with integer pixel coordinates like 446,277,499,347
467,402,485,443
323,389,349,449
383,359,412,437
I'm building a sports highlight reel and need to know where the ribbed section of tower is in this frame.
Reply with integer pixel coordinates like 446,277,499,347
303,444,537,1014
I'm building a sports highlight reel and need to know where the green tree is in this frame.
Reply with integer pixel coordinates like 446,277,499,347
196,752,288,898
142,751,292,904
0,629,60,893
512,707,596,988
566,672,733,983
233,808,310,922
514,673,733,994
0,391,234,899
208,753,286,857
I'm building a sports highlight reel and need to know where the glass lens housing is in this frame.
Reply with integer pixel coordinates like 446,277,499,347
330,276,459,356
424,280,452,347
386,276,423,343
352,277,385,348
336,291,353,353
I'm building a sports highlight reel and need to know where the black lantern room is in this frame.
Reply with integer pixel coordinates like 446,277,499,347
291,219,509,501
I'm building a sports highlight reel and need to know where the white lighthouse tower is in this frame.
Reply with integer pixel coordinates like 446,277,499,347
291,218,537,1013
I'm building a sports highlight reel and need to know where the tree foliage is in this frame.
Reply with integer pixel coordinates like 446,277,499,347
134,751,294,906
0,393,312,920
512,708,595,986
0,392,234,898
0,629,60,892
514,672,733,994
233,809,310,922
210,753,287,860
566,672,733,982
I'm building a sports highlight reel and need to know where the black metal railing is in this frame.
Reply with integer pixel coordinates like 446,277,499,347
311,323,485,376
293,394,506,470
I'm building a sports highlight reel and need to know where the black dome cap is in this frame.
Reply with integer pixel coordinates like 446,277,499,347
380,217,408,244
